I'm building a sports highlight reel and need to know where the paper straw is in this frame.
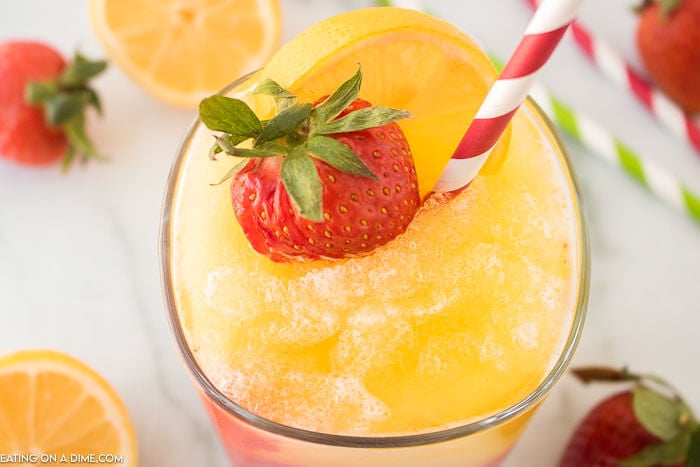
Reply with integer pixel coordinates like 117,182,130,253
433,0,583,193
523,0,700,155
379,0,700,225
491,48,700,226
529,84,700,225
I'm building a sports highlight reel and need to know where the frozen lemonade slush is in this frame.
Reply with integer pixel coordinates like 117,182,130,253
162,7,587,466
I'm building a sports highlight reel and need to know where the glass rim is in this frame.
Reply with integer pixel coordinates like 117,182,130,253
159,74,591,449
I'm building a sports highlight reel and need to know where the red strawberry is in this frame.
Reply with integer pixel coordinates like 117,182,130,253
560,367,699,467
636,0,700,113
199,67,420,261
0,107,68,165
0,41,65,119
0,40,107,168
561,391,677,466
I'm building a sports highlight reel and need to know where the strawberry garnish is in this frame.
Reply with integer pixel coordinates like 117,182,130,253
0,41,107,169
199,68,420,261
560,366,700,467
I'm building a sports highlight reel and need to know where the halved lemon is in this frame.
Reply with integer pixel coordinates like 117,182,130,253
257,7,508,196
0,350,137,466
88,0,282,108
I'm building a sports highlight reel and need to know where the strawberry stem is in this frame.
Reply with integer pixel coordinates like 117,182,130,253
572,366,688,404
571,366,638,384
657,0,684,16
634,0,685,16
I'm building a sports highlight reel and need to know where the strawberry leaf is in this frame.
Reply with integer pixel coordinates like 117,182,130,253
254,79,295,99
315,106,411,135
210,158,251,186
222,147,282,158
58,53,107,88
80,88,102,114
254,79,297,111
633,385,683,441
64,115,97,156
253,78,296,99
216,133,252,150
307,135,377,180
258,141,290,154
44,94,86,126
255,103,312,146
687,428,700,466
312,66,362,124
215,136,281,158
44,89,104,125
61,146,76,173
199,95,262,137
281,146,322,221
209,133,251,160
620,429,690,466
63,113,103,170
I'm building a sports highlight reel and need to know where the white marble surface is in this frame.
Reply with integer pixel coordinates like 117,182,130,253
1,1,699,466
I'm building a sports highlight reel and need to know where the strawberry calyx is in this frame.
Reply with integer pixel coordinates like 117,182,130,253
572,366,700,465
635,0,685,16
199,67,411,222
24,52,107,171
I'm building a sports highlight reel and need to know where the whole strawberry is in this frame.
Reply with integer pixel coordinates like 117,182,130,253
636,0,700,113
560,367,700,467
199,68,419,261
0,41,106,168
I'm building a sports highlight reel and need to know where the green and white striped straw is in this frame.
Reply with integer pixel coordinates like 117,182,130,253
528,83,700,224
375,0,700,225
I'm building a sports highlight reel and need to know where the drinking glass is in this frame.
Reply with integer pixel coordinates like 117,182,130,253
160,73,590,467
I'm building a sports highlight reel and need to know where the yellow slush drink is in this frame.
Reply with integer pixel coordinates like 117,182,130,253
162,7,588,466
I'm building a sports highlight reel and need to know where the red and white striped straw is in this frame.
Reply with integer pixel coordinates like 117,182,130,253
523,0,700,155
433,0,584,193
